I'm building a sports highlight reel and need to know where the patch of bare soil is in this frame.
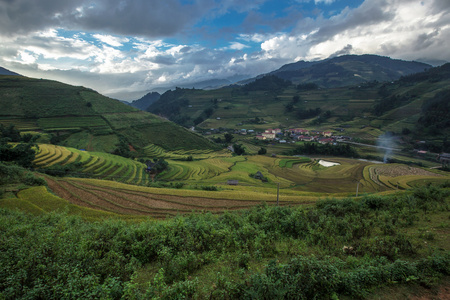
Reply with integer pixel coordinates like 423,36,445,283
73,180,265,209
375,165,443,177
58,180,149,215
409,280,450,300
75,180,308,209
72,181,201,211
44,176,99,210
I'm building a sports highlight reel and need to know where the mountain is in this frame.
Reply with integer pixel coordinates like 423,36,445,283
147,62,450,151
129,92,161,110
241,54,431,88
0,66,21,76
0,76,219,153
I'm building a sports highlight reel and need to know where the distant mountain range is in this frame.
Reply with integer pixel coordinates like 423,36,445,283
240,54,432,88
128,92,161,111
145,59,450,152
0,67,21,76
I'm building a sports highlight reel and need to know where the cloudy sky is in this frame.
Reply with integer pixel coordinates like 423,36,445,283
1,0,449,100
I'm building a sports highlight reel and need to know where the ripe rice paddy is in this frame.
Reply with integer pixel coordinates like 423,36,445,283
31,144,450,218
41,176,312,218
34,144,151,185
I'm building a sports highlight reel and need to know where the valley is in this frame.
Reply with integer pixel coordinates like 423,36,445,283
0,56,449,299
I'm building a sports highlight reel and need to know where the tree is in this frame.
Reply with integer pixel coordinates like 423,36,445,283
0,139,37,168
113,136,134,158
0,124,21,142
258,147,267,155
285,103,294,113
203,107,214,118
194,116,204,125
153,158,168,173
233,144,246,155
224,133,233,143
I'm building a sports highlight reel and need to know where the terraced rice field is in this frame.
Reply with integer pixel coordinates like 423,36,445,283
158,157,238,182
143,143,221,159
368,164,446,190
34,144,151,185
32,144,449,218
155,153,449,193
42,176,311,218
0,118,39,130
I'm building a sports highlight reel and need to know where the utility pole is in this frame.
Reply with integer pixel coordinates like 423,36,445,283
277,182,280,206
356,181,360,197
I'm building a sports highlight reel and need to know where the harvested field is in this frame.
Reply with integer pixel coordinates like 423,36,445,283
43,176,310,218
374,164,443,177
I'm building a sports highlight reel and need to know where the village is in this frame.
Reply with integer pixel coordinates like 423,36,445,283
203,126,352,145
255,128,351,145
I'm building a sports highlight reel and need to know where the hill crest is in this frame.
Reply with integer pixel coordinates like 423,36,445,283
240,54,431,88
0,66,21,76
0,76,219,153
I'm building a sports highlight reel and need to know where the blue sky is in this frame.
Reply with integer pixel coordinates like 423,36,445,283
1,0,449,100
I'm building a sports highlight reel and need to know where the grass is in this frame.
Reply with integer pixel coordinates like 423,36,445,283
0,76,219,153
0,185,138,221
37,116,108,130
278,157,311,168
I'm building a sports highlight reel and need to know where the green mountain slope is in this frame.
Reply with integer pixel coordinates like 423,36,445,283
0,75,219,153
266,54,431,88
147,64,450,149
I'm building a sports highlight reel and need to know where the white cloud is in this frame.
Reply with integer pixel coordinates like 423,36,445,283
258,0,450,62
0,0,449,101
93,34,129,47
228,42,250,50
315,0,336,4
17,50,38,64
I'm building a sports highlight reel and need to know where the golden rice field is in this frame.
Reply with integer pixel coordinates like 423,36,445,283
30,144,450,218
34,144,151,185
39,176,312,218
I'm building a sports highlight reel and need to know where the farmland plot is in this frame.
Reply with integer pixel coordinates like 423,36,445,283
42,176,310,218
33,144,151,184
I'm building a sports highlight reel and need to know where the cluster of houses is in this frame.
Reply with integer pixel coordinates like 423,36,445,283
254,128,348,144
202,126,351,145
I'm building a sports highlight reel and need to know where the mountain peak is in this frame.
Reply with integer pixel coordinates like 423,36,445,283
0,66,21,76
268,54,432,88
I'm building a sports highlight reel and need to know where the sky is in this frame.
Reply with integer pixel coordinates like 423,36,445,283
1,0,449,100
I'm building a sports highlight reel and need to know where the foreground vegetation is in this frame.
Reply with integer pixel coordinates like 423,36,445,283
0,183,449,299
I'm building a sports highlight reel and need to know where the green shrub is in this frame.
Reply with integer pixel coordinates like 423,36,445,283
200,185,218,191
23,173,47,186
244,257,341,299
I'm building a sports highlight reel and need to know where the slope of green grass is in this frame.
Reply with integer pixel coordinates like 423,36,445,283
0,76,219,153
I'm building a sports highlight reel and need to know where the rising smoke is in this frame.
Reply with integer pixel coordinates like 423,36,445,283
377,132,395,163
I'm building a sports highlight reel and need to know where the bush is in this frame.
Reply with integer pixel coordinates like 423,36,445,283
244,257,341,299
200,185,218,191
0,162,46,186
23,173,47,186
